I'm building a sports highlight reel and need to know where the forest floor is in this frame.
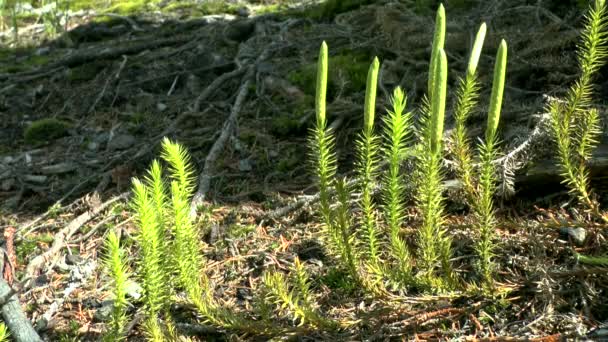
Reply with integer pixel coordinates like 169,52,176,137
0,0,607,340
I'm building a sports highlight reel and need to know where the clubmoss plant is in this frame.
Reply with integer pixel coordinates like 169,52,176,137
0,323,8,342
263,257,334,329
130,138,273,337
309,42,361,282
381,87,413,285
548,0,608,218
415,47,453,289
475,40,507,288
355,57,381,267
102,231,130,341
428,4,446,100
131,177,167,340
449,24,508,288
309,41,337,239
333,178,361,283
451,23,487,200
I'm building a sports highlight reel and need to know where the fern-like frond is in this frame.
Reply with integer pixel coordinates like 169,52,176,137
474,140,499,286
142,317,165,342
473,39,507,289
566,0,608,119
451,74,480,200
292,257,313,308
102,231,130,341
415,150,445,282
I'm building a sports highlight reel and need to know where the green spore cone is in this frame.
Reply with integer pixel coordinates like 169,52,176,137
364,57,380,133
486,40,507,142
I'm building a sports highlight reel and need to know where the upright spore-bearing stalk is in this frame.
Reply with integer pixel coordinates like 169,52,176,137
475,39,507,288
416,48,453,289
309,41,338,238
355,57,381,265
451,23,486,201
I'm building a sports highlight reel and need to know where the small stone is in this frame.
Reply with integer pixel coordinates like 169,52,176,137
65,254,83,265
35,47,50,56
2,156,13,164
560,227,587,246
35,274,48,286
107,134,136,151
1,178,15,191
239,159,253,172
156,102,167,111
125,281,142,300
94,132,109,144
94,300,114,322
236,288,251,300
87,141,99,151
236,7,250,17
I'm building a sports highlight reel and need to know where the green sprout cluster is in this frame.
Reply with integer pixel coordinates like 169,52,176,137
99,1,608,339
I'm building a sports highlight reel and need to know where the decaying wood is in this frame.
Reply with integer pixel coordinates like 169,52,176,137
0,279,42,342
23,192,129,287
189,65,255,214
0,36,191,83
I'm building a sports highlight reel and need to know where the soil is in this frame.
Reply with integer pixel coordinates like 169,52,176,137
0,0,607,341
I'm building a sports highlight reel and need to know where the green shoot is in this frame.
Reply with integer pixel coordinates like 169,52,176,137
549,0,608,216
333,178,360,283
416,47,453,289
451,23,486,200
310,41,338,240
131,178,166,324
102,231,130,342
381,87,413,285
428,4,446,99
0,323,8,342
356,57,381,266
475,40,507,288
263,259,332,329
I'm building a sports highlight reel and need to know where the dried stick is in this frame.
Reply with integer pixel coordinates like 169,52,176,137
191,67,247,112
24,192,129,287
189,65,255,215
0,279,42,342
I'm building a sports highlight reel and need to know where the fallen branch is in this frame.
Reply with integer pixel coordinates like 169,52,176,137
0,36,191,83
0,279,41,342
189,65,255,214
191,67,247,112
23,192,129,288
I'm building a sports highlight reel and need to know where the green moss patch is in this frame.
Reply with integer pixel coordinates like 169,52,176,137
24,118,71,144
67,61,106,82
